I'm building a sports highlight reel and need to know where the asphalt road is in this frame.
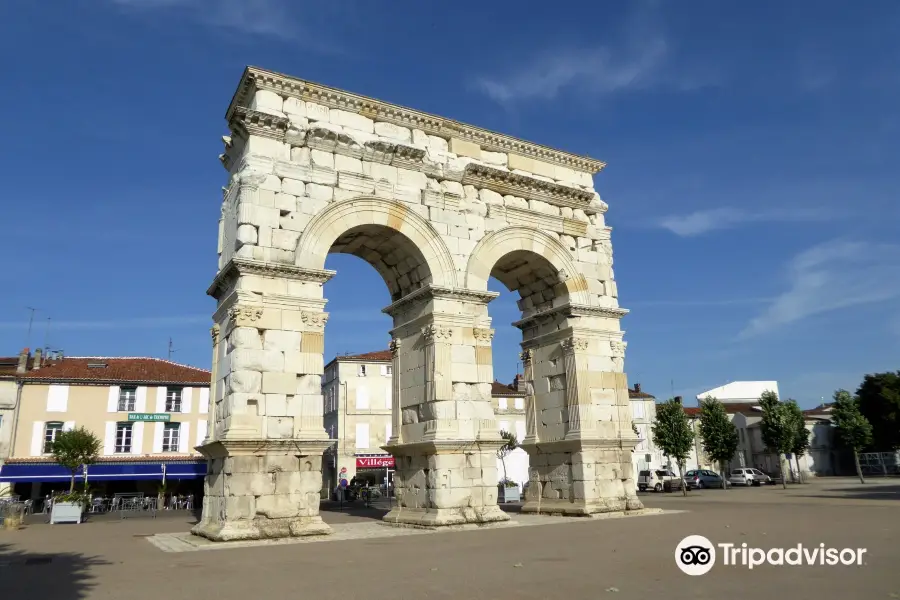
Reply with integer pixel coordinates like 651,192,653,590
2,478,898,599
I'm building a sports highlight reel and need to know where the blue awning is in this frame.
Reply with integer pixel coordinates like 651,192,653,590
0,461,208,483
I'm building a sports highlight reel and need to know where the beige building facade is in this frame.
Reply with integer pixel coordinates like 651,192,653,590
0,351,212,497
197,66,641,541
322,350,394,491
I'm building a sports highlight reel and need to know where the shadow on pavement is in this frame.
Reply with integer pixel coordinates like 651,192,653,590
319,500,390,520
796,484,900,501
0,543,109,597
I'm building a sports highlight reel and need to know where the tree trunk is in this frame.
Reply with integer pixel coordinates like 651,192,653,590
854,450,865,484
500,455,508,482
780,455,787,489
720,461,727,490
794,455,803,484
69,473,75,493
677,461,687,497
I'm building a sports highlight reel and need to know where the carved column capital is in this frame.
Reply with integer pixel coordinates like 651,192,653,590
301,311,329,329
519,349,533,365
562,337,588,354
610,340,627,358
473,328,495,344
422,324,453,343
228,305,263,326
210,324,221,344
389,338,402,357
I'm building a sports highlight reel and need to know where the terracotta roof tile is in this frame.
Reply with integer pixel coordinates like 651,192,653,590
491,380,524,397
21,357,210,385
628,388,656,399
333,350,392,362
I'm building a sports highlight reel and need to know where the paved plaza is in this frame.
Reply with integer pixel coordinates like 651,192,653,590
1,478,898,599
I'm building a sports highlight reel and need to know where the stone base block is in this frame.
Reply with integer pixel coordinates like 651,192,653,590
520,495,643,516
194,438,333,542
382,504,509,528
191,515,331,541
382,438,510,528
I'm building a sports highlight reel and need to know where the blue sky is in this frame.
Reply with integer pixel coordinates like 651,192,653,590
1,0,898,408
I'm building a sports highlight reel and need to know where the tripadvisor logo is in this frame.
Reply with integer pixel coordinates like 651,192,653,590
675,535,868,575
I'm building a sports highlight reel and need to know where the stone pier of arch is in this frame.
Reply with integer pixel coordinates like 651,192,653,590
191,66,642,542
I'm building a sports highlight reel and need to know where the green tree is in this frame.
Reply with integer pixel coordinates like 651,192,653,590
855,371,900,451
496,430,519,485
785,399,811,483
50,427,102,493
698,396,739,490
831,389,874,484
652,398,694,496
758,390,794,489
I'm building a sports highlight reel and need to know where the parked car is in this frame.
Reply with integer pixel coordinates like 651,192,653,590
638,469,686,492
684,469,730,489
728,467,773,486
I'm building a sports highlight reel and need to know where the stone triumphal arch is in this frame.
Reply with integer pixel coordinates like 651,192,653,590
193,67,643,541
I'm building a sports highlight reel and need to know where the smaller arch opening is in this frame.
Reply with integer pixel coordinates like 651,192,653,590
329,224,433,301
490,250,568,318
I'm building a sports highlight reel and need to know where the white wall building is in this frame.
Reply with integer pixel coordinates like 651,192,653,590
629,384,665,478
696,381,779,404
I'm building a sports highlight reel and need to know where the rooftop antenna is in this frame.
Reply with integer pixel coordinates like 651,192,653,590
25,307,37,348
43,317,52,351
168,338,179,361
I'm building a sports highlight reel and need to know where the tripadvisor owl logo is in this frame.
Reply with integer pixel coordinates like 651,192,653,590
675,535,867,575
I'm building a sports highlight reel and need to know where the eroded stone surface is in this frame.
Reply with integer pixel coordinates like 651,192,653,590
201,67,640,540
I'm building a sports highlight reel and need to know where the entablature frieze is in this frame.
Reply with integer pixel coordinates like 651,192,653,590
208,258,336,298
228,67,606,174
381,285,499,318
461,163,598,212
512,303,629,330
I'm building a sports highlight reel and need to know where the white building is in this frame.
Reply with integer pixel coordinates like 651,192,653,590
492,378,528,487
696,381,779,404
629,383,665,477
322,350,394,494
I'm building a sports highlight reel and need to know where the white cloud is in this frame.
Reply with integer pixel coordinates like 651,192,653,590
471,1,710,104
657,207,837,236
740,240,900,338
107,0,307,40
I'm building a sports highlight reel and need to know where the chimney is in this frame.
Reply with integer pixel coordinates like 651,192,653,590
674,395,683,404
16,348,29,374
515,374,525,393
33,348,42,370
634,383,641,393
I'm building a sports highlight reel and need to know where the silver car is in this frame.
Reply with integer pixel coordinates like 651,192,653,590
684,469,730,489
728,467,772,486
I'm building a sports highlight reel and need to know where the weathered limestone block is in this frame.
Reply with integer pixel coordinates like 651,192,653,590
329,109,374,133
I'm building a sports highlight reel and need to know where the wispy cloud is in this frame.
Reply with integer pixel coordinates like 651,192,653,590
107,0,315,41
471,2,711,104
656,207,839,237
740,239,900,339
0,315,209,331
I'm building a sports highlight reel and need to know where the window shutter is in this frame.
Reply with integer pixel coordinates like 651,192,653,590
356,385,369,409
152,422,164,453
47,385,69,412
179,422,191,453
131,422,145,455
355,422,369,449
135,387,147,412
380,365,388,376
196,420,207,447
104,422,116,455
514,397,524,410
107,386,120,412
198,388,210,414
63,421,75,432
182,388,193,413
30,421,45,456
499,398,508,410
156,387,167,412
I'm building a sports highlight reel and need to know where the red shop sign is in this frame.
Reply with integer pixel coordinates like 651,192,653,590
356,456,395,468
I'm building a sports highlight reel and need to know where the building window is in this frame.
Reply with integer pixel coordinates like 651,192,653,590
118,387,136,412
43,422,64,453
162,423,180,452
166,388,183,412
115,423,133,453
358,365,367,377
381,364,392,376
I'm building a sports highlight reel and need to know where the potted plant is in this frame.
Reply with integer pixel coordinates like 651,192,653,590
496,430,520,502
49,427,101,524
498,478,521,503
